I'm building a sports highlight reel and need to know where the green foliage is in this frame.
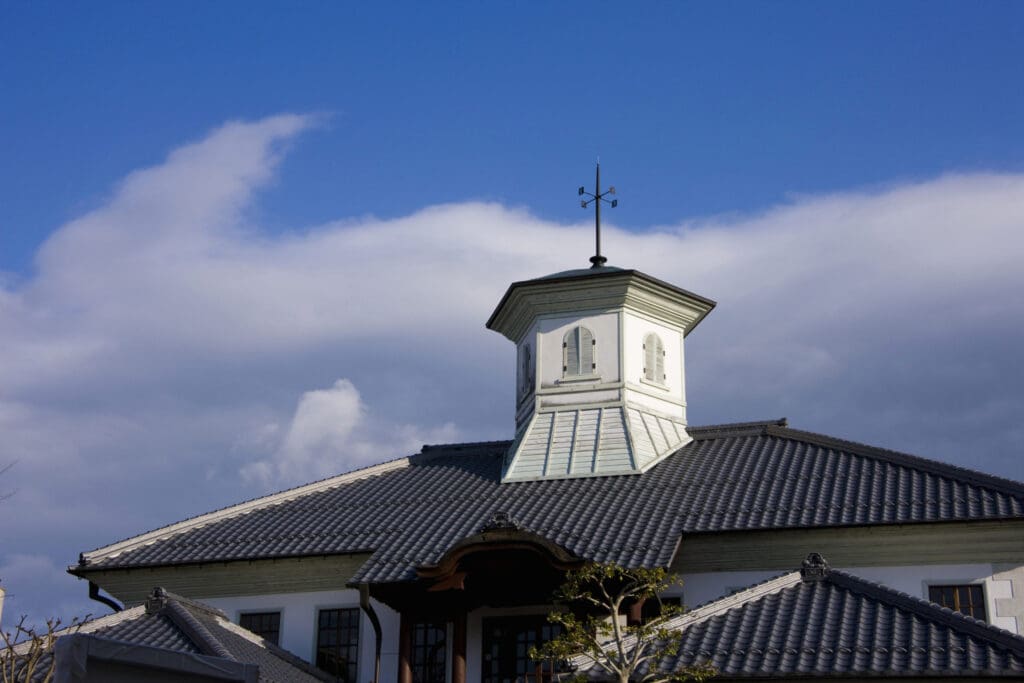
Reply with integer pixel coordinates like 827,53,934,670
531,563,715,683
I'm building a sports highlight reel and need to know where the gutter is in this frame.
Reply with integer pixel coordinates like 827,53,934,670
359,584,382,683
88,581,122,613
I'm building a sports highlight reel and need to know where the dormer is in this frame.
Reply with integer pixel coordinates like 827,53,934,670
487,266,715,482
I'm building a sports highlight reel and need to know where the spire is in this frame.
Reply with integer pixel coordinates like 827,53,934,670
578,161,617,268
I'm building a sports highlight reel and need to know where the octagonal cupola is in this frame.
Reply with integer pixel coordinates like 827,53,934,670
487,265,715,483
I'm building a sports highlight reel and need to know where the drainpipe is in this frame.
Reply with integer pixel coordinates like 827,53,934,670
359,584,382,683
88,582,122,613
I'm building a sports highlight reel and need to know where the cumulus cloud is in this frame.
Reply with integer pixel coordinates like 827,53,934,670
1,114,1022,628
242,379,458,486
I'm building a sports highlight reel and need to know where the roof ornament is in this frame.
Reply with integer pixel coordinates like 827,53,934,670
145,586,168,614
578,160,617,268
480,510,521,532
800,552,830,581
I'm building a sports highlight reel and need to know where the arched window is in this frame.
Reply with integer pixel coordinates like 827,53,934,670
643,333,665,383
563,326,595,377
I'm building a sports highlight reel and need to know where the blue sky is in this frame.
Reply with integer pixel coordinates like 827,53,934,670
1,2,1023,631
5,2,1023,274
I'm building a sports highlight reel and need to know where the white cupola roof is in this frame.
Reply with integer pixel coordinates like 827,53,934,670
487,265,715,483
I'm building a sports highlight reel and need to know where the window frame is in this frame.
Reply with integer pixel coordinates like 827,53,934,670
314,605,362,683
641,332,667,389
409,619,449,683
561,325,599,381
237,610,282,646
926,582,989,621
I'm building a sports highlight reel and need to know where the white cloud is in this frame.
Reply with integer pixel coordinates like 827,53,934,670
241,379,457,487
1,115,1022,628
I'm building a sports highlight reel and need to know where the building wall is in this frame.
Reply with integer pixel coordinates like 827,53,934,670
200,561,1021,682
203,590,402,683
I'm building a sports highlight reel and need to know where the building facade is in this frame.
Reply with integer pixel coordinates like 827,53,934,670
70,265,1024,682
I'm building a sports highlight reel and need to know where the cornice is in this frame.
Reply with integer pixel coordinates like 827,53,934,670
487,270,715,343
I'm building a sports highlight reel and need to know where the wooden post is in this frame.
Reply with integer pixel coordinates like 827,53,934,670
398,612,412,683
452,612,467,683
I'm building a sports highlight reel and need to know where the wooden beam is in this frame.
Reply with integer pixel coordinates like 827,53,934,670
397,612,412,683
452,612,467,683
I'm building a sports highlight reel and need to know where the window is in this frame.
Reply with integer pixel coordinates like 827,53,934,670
411,621,447,683
482,616,564,683
316,608,360,682
643,333,665,384
518,343,534,399
562,326,595,377
929,584,987,620
239,611,281,645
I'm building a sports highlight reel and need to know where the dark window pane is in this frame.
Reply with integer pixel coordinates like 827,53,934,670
929,584,988,621
239,611,281,646
317,608,360,682
411,621,447,683
481,616,564,683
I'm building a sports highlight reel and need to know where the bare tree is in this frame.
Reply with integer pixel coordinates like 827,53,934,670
1,616,83,683
532,563,714,683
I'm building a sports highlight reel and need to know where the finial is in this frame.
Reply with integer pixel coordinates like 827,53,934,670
578,161,617,268
800,552,830,581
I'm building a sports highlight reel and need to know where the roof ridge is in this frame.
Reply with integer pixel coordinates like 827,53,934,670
766,424,1024,498
420,439,512,452
688,418,788,438
826,568,1024,655
163,599,235,660
77,456,411,566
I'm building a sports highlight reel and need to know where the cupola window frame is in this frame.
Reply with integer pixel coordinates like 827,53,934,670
641,332,668,389
518,342,535,402
560,325,599,382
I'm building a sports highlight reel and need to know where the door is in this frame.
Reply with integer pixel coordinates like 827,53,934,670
481,616,564,683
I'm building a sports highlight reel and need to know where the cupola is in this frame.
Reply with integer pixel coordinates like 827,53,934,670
487,266,715,482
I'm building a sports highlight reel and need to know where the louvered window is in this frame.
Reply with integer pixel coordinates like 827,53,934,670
562,326,595,377
643,333,665,383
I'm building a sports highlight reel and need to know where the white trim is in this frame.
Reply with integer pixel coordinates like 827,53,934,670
639,376,669,391
82,458,411,564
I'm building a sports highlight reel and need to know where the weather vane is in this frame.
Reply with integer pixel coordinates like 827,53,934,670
578,161,617,268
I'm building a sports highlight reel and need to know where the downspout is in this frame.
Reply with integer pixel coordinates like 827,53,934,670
88,581,122,613
359,583,382,683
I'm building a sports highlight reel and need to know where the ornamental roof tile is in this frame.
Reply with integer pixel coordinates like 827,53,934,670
75,421,1024,585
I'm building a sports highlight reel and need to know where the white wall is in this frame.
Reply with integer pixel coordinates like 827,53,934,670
535,311,620,386
201,562,1019,681
622,311,684,397
203,590,401,682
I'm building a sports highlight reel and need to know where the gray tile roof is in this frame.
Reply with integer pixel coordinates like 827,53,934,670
19,588,332,682
582,554,1024,679
76,420,1024,584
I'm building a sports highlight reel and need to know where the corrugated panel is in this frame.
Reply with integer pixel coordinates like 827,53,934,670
628,408,657,466
545,411,577,476
595,409,634,472
571,409,601,475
